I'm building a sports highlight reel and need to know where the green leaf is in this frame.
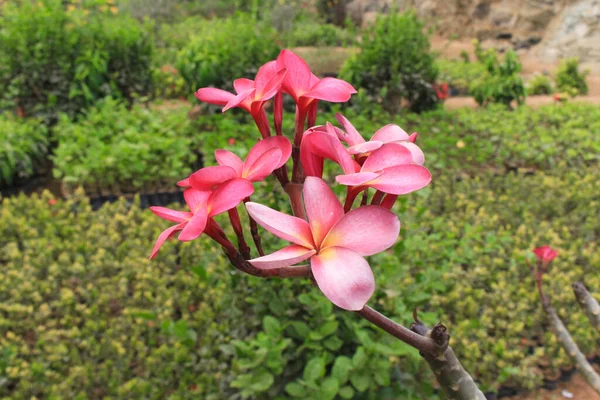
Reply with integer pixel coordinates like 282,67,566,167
350,373,370,392
323,335,343,351
318,321,339,337
249,369,274,392
320,377,339,400
285,382,307,398
339,386,355,399
352,346,367,367
263,315,281,337
303,357,325,383
332,356,353,384
189,265,207,281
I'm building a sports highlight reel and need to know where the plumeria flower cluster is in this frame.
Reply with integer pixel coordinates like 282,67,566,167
150,49,432,311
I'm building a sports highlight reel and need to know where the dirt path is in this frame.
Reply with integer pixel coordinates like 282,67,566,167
444,95,600,109
504,373,600,400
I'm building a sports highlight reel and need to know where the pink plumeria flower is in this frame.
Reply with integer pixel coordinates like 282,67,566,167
245,177,400,311
276,50,356,114
300,123,359,178
533,246,558,264
336,143,431,195
335,113,424,165
195,61,287,137
179,136,292,189
149,179,254,259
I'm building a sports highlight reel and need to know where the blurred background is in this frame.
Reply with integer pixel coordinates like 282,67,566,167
1,1,600,399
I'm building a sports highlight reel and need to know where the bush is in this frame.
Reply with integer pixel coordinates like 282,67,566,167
470,49,526,107
555,57,589,96
527,74,554,95
436,59,488,95
283,21,355,47
0,0,154,123
339,12,438,113
0,114,48,187
176,14,280,93
52,98,200,192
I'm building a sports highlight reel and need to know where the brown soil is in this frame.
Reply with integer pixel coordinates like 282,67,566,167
504,373,600,400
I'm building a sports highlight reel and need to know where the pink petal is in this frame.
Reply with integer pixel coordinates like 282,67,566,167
244,136,292,172
362,143,414,172
178,209,208,241
303,77,357,103
195,88,235,106
347,141,383,155
335,171,381,187
254,60,279,90
245,202,315,248
276,49,312,100
189,166,238,191
398,142,425,165
368,165,432,195
177,177,190,187
183,188,211,213
248,245,315,269
243,147,282,182
233,78,255,94
311,247,375,311
303,177,344,247
207,178,255,217
300,129,358,176
408,132,418,143
256,68,287,101
215,149,244,175
322,206,400,256
335,113,365,145
223,88,255,112
150,206,192,223
149,222,187,259
371,124,410,142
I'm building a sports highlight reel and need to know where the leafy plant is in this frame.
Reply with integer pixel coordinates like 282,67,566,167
527,74,554,95
339,12,439,113
555,57,589,96
52,98,200,191
436,59,488,95
0,0,154,123
176,14,280,94
470,49,526,108
0,114,49,187
283,21,355,47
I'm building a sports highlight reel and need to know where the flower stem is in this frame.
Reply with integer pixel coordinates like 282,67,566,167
244,197,264,256
344,187,362,213
284,182,307,220
228,207,251,259
371,190,385,205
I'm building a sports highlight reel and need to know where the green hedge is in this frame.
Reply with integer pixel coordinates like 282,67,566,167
52,98,200,192
0,0,154,123
0,114,48,187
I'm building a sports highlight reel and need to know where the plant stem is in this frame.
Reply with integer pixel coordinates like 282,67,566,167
244,197,265,257
411,316,487,400
572,282,600,333
226,250,310,278
228,207,251,260
284,182,306,220
371,190,385,205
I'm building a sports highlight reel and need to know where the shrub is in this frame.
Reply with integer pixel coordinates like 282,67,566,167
283,21,355,47
555,57,589,96
339,12,438,113
176,14,280,94
470,49,526,107
52,98,200,192
0,114,48,187
527,74,554,95
0,0,154,123
436,59,488,95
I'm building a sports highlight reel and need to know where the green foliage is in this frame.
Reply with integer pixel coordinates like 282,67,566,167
0,0,154,123
527,74,554,95
176,14,280,94
470,49,526,107
52,98,200,191
0,114,49,187
436,59,488,95
339,12,439,113
283,21,355,47
555,57,589,96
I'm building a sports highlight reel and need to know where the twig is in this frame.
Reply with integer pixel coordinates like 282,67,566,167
411,313,486,400
572,282,600,333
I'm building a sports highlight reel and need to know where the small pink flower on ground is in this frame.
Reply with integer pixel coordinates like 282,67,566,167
245,177,400,311
149,179,254,259
533,246,558,263
336,113,424,165
180,136,292,189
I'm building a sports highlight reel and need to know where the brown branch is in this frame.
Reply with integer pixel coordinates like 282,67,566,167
572,282,600,333
411,314,486,400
